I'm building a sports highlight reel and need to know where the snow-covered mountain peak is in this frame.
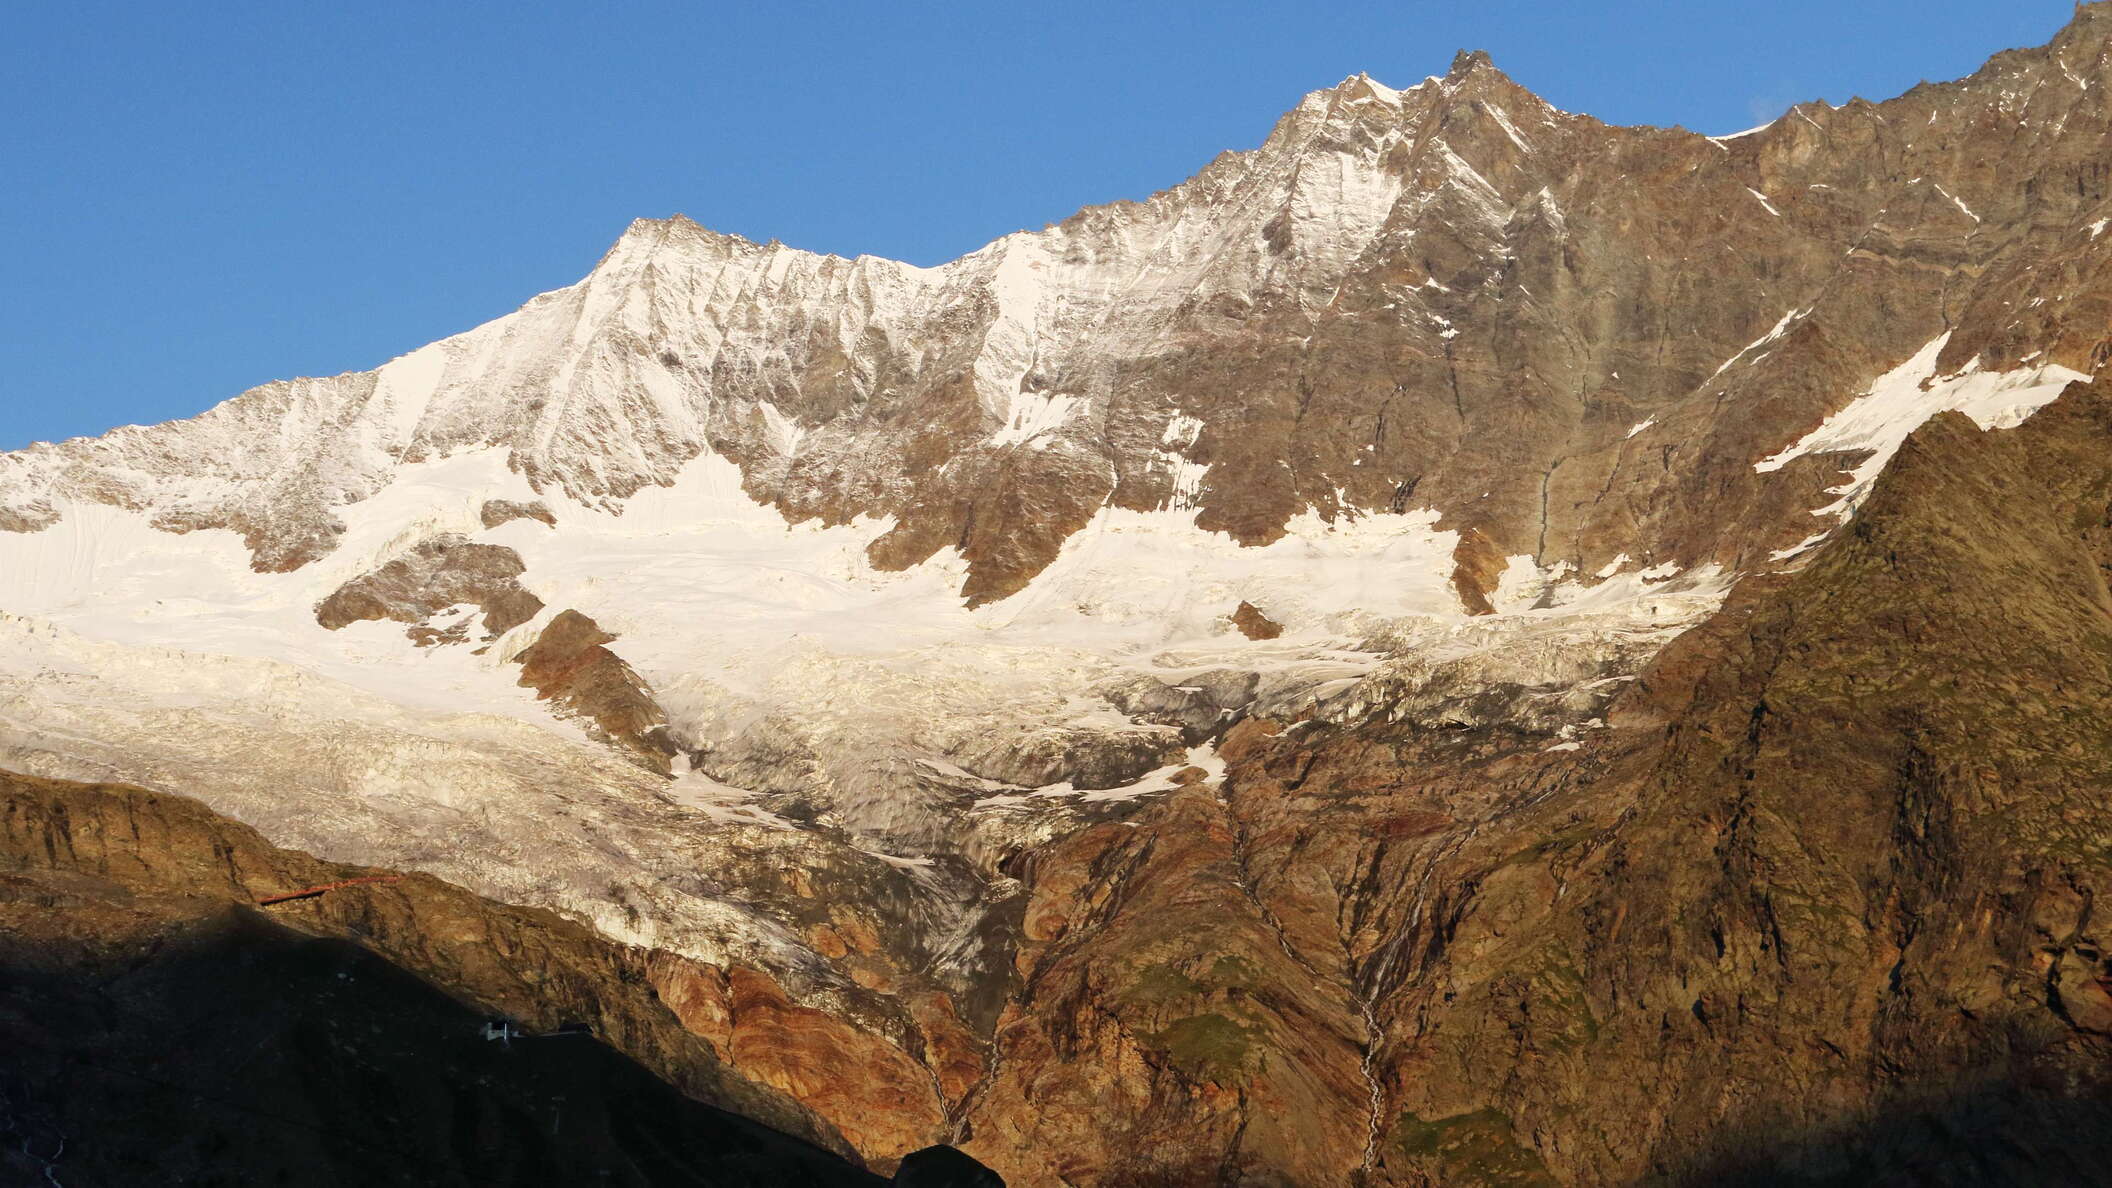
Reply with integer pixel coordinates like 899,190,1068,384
8,14,2111,602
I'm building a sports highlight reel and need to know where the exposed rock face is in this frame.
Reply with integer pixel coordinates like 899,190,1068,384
0,501,55,533
1448,526,1507,615
945,377,2112,1185
0,767,1013,1184
511,609,679,771
1230,599,1284,639
1097,669,1257,744
964,783,1371,1186
718,966,952,1165
315,533,544,643
0,768,859,1165
0,911,886,1186
480,497,556,528
1367,377,2112,1185
950,722,1188,791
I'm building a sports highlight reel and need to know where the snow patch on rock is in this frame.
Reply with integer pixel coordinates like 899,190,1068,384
1755,333,2090,516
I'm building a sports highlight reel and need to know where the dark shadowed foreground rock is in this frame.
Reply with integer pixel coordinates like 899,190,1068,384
0,908,883,1187
892,1144,1007,1187
0,768,890,1183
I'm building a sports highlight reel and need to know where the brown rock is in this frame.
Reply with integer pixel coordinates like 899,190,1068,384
1448,525,1507,615
0,768,863,1164
1230,600,1283,640
726,967,950,1169
0,501,57,533
906,991,986,1108
479,498,556,528
511,609,679,773
963,789,1369,1186
314,533,543,642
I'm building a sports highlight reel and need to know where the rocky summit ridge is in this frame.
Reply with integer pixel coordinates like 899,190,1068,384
5,7,2112,1185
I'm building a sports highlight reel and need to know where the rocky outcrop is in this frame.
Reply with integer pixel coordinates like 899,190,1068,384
1230,600,1283,640
962,783,1371,1185
315,533,544,644
1448,526,1507,615
721,967,952,1164
0,767,1019,1179
0,501,55,533
1096,670,1256,744
637,954,957,1173
480,497,556,528
510,609,678,771
0,892,886,1186
949,722,1188,792
1351,373,2112,1185
0,768,860,1162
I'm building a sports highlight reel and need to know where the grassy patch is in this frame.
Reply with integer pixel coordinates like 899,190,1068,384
1148,1012,1258,1081
1123,961,1202,1004
1389,1108,1556,1185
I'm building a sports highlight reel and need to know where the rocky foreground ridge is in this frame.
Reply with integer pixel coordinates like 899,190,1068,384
4,6,2112,1186
0,768,1013,1184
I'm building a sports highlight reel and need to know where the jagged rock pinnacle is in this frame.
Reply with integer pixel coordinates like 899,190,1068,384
1449,48,1496,77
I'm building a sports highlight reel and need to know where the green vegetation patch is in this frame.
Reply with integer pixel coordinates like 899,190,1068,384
1147,1012,1259,1081
1122,953,1265,1006
1389,1108,1557,1186
1123,961,1203,1004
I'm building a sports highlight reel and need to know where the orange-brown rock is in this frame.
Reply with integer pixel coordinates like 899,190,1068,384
1448,525,1507,615
963,787,1369,1186
725,966,951,1169
511,608,678,772
1230,599,1284,640
908,991,987,1108
644,949,737,1049
931,378,2112,1185
0,767,862,1164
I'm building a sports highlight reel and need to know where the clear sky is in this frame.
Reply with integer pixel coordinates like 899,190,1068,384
0,0,2081,450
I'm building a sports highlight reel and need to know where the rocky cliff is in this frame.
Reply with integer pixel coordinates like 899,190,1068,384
0,768,1018,1183
956,371,2112,1184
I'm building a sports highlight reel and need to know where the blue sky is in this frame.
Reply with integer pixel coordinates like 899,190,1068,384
0,0,2079,450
